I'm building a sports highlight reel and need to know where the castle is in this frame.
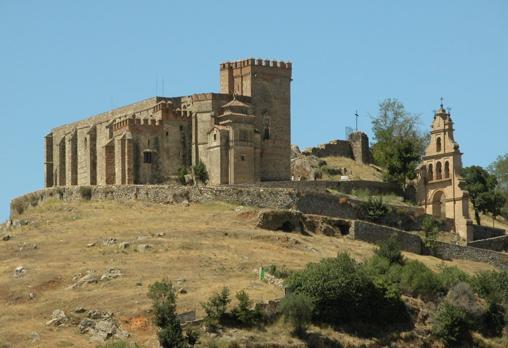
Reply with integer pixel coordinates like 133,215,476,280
44,59,292,187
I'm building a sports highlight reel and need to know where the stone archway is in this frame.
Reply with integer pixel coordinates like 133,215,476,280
432,191,446,219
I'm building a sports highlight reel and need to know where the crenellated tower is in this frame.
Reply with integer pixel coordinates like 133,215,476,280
220,59,292,181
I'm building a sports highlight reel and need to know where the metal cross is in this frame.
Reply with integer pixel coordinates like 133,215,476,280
440,97,444,108
354,110,359,132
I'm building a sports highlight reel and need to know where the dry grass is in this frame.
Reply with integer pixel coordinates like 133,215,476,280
0,199,496,347
320,156,384,181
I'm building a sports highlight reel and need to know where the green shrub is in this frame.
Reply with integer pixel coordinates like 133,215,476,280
471,270,508,304
278,292,315,336
437,265,471,291
232,290,258,325
480,302,505,337
177,167,188,185
201,287,230,331
193,160,209,184
432,303,471,347
399,260,443,300
79,186,92,200
147,280,186,348
285,252,409,327
374,236,404,265
265,264,292,279
421,215,441,249
364,196,388,222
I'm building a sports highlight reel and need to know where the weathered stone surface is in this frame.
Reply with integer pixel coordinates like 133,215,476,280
78,310,128,342
46,309,68,326
69,271,99,289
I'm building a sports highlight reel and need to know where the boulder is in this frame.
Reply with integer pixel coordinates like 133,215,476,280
100,268,122,281
291,155,322,181
14,265,25,278
46,309,68,326
78,310,129,342
137,244,152,252
290,144,301,159
256,209,304,232
2,234,11,241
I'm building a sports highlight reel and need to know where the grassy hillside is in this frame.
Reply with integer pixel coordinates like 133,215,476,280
0,199,498,347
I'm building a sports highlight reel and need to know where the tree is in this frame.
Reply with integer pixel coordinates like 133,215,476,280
371,99,427,192
201,287,231,331
384,138,421,190
193,160,209,184
488,153,508,218
278,293,315,336
147,280,186,348
462,166,502,225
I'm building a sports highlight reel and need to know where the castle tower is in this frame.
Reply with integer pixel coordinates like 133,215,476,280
220,59,292,181
416,102,472,240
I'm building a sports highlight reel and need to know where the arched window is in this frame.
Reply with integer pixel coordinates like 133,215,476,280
428,164,434,181
436,137,442,152
436,161,443,180
444,161,450,178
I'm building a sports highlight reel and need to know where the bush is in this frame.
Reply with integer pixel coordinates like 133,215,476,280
147,280,186,348
432,302,471,347
480,301,505,337
444,282,485,322
201,287,230,331
265,264,292,279
177,167,188,185
285,252,409,327
193,160,209,184
232,290,258,325
421,215,441,249
278,293,315,336
374,236,404,265
471,270,508,304
79,186,92,200
399,260,443,300
364,196,388,222
437,265,471,291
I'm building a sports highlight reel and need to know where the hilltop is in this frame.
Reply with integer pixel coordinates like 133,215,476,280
1,197,501,348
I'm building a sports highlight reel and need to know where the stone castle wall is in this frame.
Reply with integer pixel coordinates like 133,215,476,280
302,131,372,164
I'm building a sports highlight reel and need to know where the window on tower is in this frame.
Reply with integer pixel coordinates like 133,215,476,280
445,161,450,178
436,137,442,152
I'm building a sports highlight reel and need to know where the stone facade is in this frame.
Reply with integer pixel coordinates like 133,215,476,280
44,59,292,187
302,131,372,164
415,104,473,241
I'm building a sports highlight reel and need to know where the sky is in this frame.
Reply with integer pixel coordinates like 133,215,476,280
0,0,507,221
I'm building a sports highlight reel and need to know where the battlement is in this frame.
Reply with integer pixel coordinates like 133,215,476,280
220,58,292,70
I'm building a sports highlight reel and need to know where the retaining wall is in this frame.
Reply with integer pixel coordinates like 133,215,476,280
470,224,506,241
467,235,508,252
432,241,508,270
350,220,422,254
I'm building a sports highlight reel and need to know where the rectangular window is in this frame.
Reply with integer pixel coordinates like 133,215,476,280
143,151,152,164
213,133,217,141
241,154,245,161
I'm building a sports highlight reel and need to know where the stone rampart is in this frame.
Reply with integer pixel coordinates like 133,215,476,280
10,185,297,217
248,180,403,196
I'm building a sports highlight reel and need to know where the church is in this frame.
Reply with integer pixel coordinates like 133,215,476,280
415,102,473,240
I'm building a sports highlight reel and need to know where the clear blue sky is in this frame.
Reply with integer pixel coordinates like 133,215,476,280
1,0,507,221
